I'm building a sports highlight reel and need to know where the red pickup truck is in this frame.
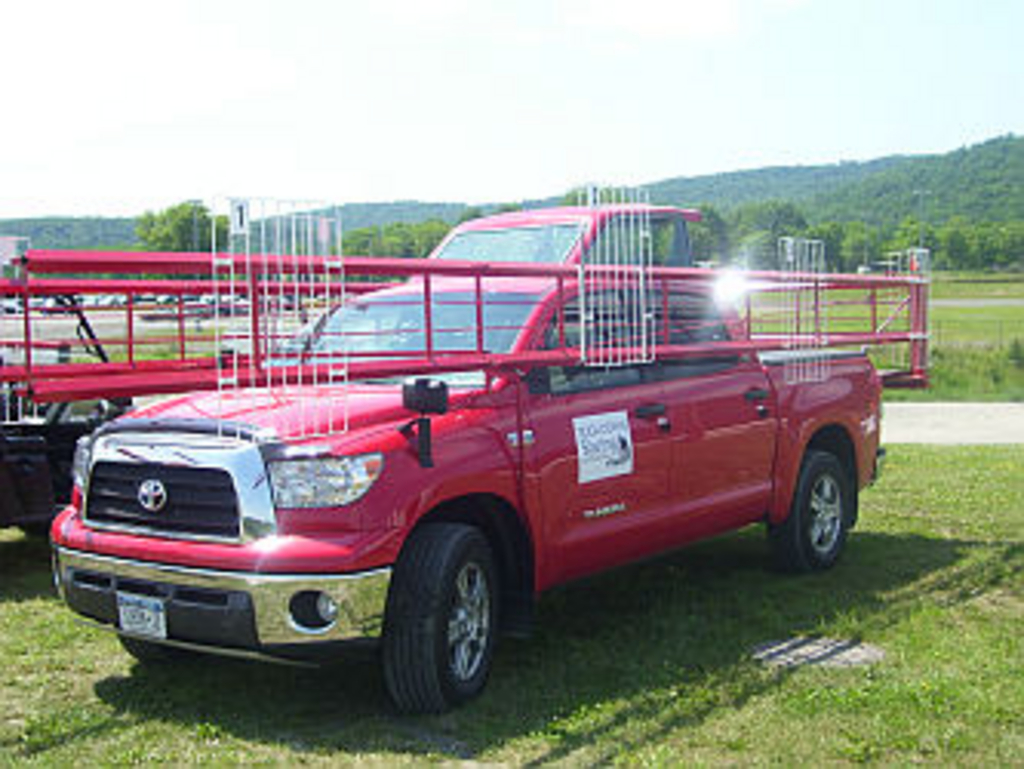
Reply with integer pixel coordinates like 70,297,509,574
51,206,884,713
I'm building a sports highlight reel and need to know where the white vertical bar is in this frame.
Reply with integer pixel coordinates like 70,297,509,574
632,187,640,361
607,187,612,364
631,187,638,362
616,186,624,366
290,206,298,411
639,186,645,360
274,212,283,392
604,188,612,367
309,212,319,436
299,207,308,438
213,199,222,436
339,207,348,434
628,186,634,362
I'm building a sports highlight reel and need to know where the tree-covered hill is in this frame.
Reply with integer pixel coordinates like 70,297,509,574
805,135,1023,226
338,201,470,230
1,134,1019,251
646,134,1023,227
0,217,138,250
0,203,471,251
646,156,907,214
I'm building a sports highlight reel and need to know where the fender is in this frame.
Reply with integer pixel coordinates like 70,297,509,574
378,394,536,549
765,359,878,525
768,416,861,525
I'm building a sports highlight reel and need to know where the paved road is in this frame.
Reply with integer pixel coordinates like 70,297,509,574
883,402,1024,444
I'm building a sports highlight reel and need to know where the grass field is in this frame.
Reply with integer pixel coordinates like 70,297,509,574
929,272,1024,301
879,273,1024,401
882,345,1024,402
1,445,1021,764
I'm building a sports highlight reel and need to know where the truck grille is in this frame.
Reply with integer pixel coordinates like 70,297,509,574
85,461,240,539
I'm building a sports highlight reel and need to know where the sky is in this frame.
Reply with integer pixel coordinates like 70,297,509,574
1,0,1021,218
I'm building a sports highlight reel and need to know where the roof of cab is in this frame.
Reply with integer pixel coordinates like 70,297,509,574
453,205,702,233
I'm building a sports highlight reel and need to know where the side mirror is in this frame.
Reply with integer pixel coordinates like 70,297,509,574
525,367,550,395
402,378,449,415
401,378,448,469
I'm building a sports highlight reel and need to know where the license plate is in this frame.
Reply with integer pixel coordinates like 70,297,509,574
116,592,167,639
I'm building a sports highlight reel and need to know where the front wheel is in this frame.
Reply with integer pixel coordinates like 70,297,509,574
382,523,498,714
769,450,854,572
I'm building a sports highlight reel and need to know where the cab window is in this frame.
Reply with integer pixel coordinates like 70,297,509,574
534,287,735,393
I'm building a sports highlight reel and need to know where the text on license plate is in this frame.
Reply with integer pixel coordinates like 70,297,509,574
116,592,167,639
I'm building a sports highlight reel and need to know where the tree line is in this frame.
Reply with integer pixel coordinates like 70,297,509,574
133,203,471,260
688,199,1024,272
134,198,1023,273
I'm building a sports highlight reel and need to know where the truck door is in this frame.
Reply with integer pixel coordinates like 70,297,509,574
657,290,777,539
522,296,675,584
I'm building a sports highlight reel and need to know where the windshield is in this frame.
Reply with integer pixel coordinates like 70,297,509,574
433,223,584,264
300,291,539,386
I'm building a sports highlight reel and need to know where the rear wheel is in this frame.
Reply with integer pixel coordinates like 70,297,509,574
382,523,498,714
769,450,854,572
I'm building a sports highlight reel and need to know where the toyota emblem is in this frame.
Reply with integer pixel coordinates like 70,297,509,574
137,479,168,513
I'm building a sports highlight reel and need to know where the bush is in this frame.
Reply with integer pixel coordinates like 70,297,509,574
1010,338,1024,369
886,345,1024,401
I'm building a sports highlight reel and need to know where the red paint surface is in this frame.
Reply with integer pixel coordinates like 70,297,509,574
34,205,886,591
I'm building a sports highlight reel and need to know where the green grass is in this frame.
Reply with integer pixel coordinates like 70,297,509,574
931,304,1024,347
879,273,1024,401
2,445,1022,764
930,272,1024,301
884,345,1024,402
743,271,1023,400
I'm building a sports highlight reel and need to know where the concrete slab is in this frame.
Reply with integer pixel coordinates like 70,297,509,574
752,637,885,668
883,402,1024,444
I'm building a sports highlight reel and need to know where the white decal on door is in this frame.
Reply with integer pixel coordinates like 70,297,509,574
573,411,634,484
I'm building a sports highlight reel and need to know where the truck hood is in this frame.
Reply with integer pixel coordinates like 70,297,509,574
124,384,434,442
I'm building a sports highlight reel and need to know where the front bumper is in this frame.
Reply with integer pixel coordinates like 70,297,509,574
872,447,886,484
53,546,391,660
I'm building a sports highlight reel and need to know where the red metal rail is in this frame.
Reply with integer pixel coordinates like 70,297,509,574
2,249,929,403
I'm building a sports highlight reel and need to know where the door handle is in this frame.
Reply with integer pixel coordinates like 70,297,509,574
744,387,770,402
635,403,671,432
634,403,667,419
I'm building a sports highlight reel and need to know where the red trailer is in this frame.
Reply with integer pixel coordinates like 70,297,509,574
2,201,928,536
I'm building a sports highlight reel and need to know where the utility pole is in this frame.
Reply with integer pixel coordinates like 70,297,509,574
914,189,930,248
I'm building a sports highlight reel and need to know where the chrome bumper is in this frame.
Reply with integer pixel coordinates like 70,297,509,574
53,546,391,650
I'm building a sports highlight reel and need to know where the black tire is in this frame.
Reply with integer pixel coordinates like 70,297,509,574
118,635,196,665
382,523,498,714
769,450,855,573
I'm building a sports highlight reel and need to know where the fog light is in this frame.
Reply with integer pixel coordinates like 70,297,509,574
316,592,339,623
288,590,339,633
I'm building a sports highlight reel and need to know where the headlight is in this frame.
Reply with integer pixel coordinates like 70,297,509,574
267,453,384,509
72,435,94,491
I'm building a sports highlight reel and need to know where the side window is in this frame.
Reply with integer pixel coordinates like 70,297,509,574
535,288,734,393
654,290,730,345
539,296,645,395
547,364,643,395
650,215,692,267
542,291,644,352
543,298,581,350
656,357,740,380
589,214,691,268
653,290,739,380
